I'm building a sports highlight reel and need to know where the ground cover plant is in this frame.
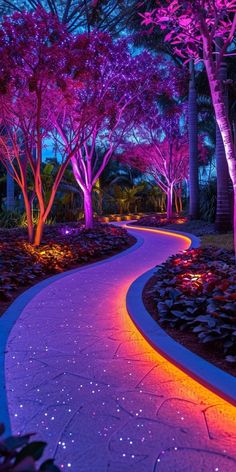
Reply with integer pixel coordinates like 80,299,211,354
0,223,134,315
144,246,236,372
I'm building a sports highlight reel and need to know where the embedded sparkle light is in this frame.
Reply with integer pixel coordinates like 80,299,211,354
5,224,236,472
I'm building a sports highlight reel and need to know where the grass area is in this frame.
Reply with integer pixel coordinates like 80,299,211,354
201,232,234,251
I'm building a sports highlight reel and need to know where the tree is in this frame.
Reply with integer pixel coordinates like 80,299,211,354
121,0,200,220
0,9,81,245
119,68,192,219
141,0,236,253
54,34,165,228
121,136,189,219
215,53,232,232
0,0,137,34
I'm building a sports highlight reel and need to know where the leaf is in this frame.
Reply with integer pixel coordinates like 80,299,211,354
199,334,216,343
168,288,182,300
225,355,236,363
192,325,205,333
194,315,212,323
13,456,36,471
171,310,185,317
15,442,47,464
40,459,61,471
4,434,32,450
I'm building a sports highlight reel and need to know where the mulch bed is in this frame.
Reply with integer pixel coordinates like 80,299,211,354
0,222,136,317
142,246,236,378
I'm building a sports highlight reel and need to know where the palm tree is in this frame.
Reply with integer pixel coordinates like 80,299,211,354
111,184,144,215
214,42,232,233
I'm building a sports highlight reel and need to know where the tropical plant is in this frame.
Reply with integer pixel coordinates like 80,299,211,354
146,185,166,213
110,184,144,214
199,179,217,222
0,210,23,228
150,246,236,362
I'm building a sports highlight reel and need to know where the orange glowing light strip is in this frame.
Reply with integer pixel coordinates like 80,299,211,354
119,279,236,425
120,224,236,421
124,224,192,247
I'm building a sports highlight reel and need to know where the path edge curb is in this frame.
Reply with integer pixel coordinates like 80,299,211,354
126,227,236,407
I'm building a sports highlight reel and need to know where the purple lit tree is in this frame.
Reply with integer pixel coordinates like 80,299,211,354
119,69,193,219
121,136,189,219
54,35,165,229
141,0,236,253
0,10,86,245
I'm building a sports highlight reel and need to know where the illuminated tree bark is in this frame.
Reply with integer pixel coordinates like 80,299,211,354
0,10,75,246
167,183,174,219
83,188,93,229
215,59,231,232
141,0,236,255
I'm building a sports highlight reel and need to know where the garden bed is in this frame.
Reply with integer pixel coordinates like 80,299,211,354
0,222,135,317
130,213,216,236
143,246,236,377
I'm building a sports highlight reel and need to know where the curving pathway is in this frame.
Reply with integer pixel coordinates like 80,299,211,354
4,225,236,472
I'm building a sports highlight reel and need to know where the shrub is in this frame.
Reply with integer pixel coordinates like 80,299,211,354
149,247,236,362
0,210,23,228
199,180,217,222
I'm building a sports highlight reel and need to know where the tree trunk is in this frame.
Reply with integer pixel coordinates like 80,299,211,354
215,57,231,232
34,215,44,247
161,194,166,212
83,188,93,229
167,185,173,219
6,173,15,211
174,189,179,213
188,60,199,219
204,56,236,256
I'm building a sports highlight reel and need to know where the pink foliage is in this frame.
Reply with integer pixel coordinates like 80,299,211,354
141,0,236,254
141,0,236,65
121,137,189,192
54,34,170,227
0,9,78,244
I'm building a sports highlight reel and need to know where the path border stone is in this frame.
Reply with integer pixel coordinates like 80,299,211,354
126,226,236,406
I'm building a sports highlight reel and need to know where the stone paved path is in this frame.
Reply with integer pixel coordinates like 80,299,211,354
5,225,236,472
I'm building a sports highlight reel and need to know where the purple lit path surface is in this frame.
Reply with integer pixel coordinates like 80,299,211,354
5,225,236,472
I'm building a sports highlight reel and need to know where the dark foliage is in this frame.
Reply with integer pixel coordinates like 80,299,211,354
0,423,60,471
0,223,132,304
149,247,236,362
131,214,187,227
